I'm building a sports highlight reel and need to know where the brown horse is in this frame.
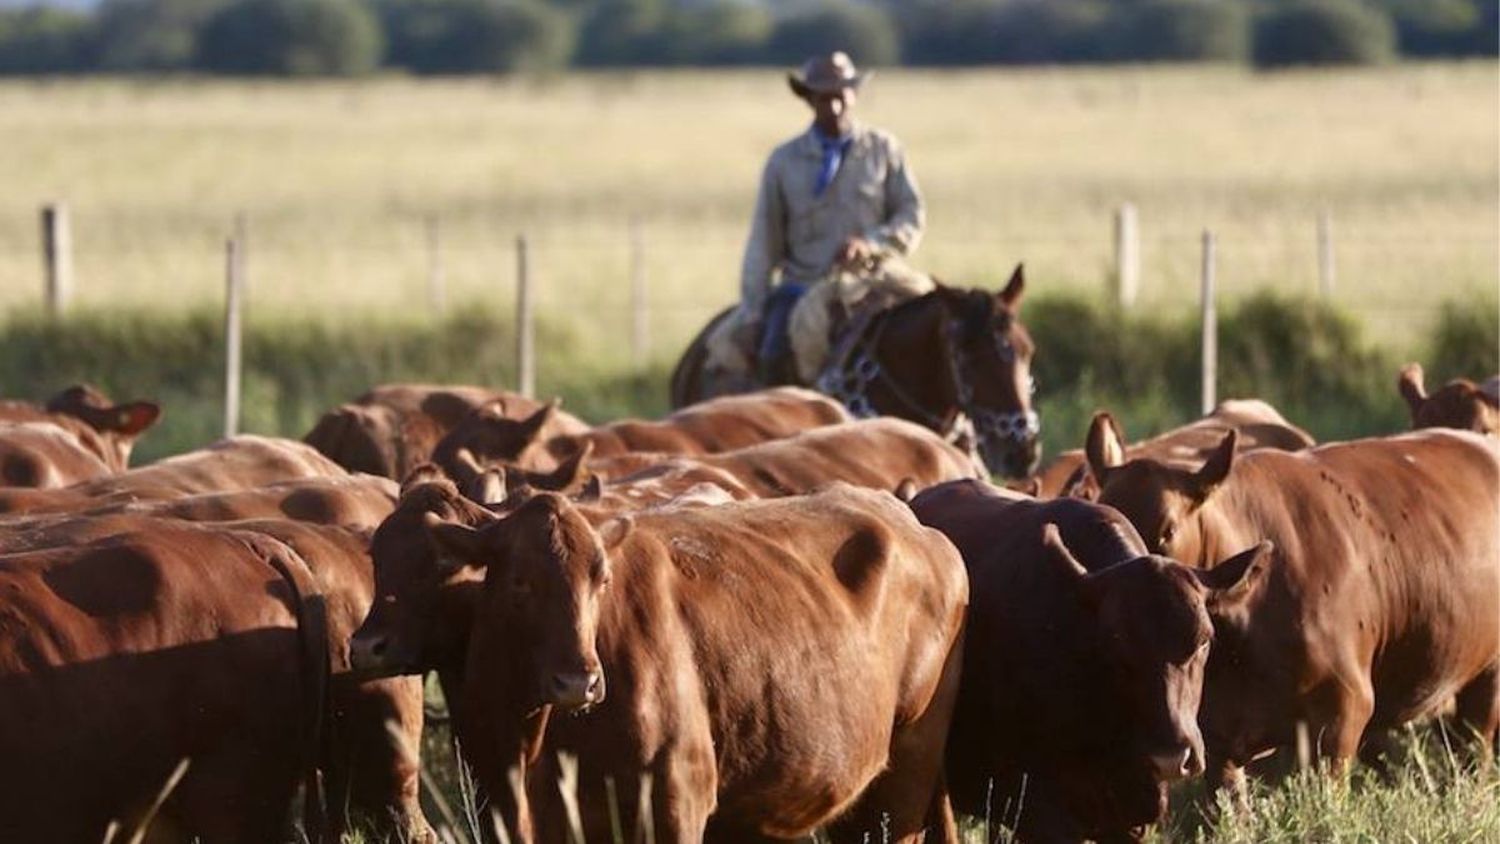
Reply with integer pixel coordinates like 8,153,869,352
671,265,1041,478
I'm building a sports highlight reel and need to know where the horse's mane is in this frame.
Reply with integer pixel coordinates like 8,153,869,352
885,283,1004,343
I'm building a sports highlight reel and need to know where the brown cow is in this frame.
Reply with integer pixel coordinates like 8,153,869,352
1034,399,1315,499
1397,362,1500,435
0,435,349,516
486,418,979,501
910,479,1270,842
0,422,115,488
431,386,850,474
0,384,161,475
364,484,966,843
1089,426,1500,794
0,523,327,842
303,383,590,479
0,490,429,841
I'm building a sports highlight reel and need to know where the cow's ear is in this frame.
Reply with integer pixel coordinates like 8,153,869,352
476,399,508,420
472,469,507,507
577,474,604,503
1085,412,1126,482
998,264,1025,311
544,441,594,492
1197,541,1273,611
1192,429,1237,500
422,512,491,571
110,402,161,437
517,400,559,443
597,516,633,551
892,478,919,503
447,446,484,488
1397,363,1427,420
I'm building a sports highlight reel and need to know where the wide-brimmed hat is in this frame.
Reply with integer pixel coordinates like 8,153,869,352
787,51,872,99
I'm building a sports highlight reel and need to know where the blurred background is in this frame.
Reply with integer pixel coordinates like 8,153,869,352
0,0,1495,465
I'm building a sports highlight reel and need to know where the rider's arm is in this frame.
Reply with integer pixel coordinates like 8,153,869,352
740,158,786,319
864,135,925,256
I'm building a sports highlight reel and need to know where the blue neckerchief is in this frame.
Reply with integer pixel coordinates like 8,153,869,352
812,127,852,197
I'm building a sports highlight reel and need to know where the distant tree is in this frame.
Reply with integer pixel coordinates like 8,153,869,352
90,0,226,71
657,1,773,65
0,7,90,73
379,0,574,74
897,0,1007,66
1253,0,1397,67
987,0,1112,64
195,0,383,75
1376,0,1494,56
575,0,667,66
765,2,900,67
1110,0,1251,62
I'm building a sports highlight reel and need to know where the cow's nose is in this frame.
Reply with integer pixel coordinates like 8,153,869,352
349,634,387,669
1150,746,1200,781
549,671,605,709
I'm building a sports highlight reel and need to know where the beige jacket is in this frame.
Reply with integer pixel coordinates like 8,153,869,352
739,123,925,316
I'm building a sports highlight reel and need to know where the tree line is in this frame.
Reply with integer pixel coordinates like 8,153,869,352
1,0,1495,76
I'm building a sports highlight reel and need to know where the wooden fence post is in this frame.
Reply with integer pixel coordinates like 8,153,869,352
224,215,246,438
1317,210,1335,299
630,215,649,369
1200,230,1218,416
426,214,446,315
41,203,74,315
516,234,535,398
1112,203,1140,308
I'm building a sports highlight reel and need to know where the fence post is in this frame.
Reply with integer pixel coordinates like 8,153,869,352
426,214,446,315
224,215,246,438
1317,210,1335,299
1200,230,1218,417
516,234,534,398
630,215,648,369
1112,203,1140,308
41,203,74,316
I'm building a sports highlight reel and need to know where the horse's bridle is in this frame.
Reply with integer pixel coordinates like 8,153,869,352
815,305,1040,464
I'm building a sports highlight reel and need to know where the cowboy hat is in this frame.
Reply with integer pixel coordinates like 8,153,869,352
787,51,872,99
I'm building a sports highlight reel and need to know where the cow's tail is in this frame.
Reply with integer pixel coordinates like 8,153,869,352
250,533,332,842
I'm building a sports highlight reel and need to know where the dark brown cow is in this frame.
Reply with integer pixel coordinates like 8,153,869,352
0,523,327,842
1035,399,1315,499
1089,426,1500,794
910,479,1269,842
1398,362,1500,436
0,435,349,516
0,385,161,488
304,383,590,479
431,386,850,474
362,484,966,843
0,486,429,841
487,418,979,501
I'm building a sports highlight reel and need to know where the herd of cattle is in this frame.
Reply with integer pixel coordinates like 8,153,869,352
0,366,1494,843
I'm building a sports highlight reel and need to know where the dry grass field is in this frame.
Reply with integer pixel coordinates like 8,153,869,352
0,62,1494,363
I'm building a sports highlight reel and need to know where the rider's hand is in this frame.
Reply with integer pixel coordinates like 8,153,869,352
836,237,877,267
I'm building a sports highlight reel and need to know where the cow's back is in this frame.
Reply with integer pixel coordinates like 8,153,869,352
0,422,113,489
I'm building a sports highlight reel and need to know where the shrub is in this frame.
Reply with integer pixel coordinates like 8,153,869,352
765,2,901,68
0,7,91,74
89,0,226,71
196,0,383,75
987,0,1113,64
380,0,573,74
1427,295,1500,384
897,0,1007,67
1253,0,1398,67
575,0,667,66
656,2,772,66
1110,0,1252,63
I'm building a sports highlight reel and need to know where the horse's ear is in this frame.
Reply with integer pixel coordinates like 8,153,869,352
999,264,1025,311
1398,363,1427,419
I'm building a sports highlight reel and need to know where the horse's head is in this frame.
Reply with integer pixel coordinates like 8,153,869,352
938,265,1040,477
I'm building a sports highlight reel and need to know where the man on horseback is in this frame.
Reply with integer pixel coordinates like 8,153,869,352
703,51,934,388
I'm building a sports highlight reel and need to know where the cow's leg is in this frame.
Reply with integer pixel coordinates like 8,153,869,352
650,740,717,844
1203,751,1249,814
1453,663,1500,759
1313,674,1375,775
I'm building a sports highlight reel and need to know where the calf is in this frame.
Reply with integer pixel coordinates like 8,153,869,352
1090,426,1500,793
911,479,1268,842
358,484,967,843
1398,362,1499,436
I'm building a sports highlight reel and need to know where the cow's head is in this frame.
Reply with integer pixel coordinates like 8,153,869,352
45,384,161,472
1398,363,1499,436
431,400,565,476
1043,524,1271,784
424,492,622,712
349,468,496,677
1087,413,1237,564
